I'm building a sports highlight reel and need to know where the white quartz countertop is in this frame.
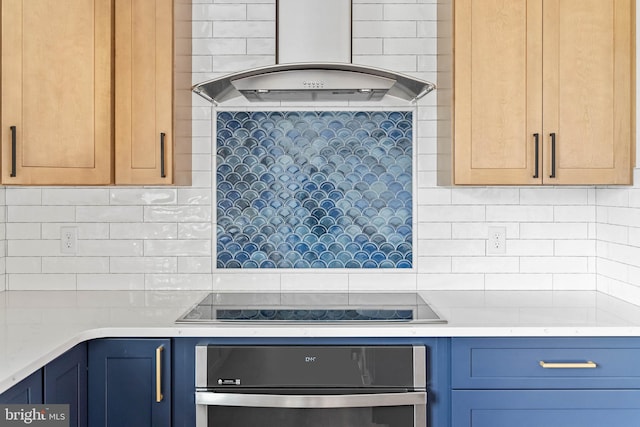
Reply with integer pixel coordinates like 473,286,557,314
2,289,640,393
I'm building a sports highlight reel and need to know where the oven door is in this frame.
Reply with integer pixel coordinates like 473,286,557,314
195,390,427,427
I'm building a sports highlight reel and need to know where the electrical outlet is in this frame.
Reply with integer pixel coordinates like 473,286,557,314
487,226,506,255
60,226,78,254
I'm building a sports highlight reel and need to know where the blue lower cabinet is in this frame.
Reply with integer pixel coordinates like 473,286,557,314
452,390,640,427
0,370,43,404
88,339,171,427
44,343,87,427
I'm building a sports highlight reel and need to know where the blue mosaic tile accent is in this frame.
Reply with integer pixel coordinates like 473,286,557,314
216,111,413,269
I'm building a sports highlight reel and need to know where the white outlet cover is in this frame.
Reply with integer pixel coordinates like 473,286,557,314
487,226,506,255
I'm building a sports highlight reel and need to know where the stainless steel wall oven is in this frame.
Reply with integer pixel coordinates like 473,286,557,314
195,345,427,427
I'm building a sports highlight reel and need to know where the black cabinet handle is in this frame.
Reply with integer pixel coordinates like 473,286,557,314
549,132,556,178
533,133,539,178
10,126,17,177
160,133,166,178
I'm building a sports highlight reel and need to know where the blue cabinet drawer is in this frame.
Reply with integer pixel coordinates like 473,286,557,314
452,390,640,427
452,338,640,389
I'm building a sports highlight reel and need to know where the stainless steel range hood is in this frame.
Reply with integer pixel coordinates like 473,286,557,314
192,0,435,105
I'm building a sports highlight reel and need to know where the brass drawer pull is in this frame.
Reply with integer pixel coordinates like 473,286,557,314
539,361,597,369
156,345,164,402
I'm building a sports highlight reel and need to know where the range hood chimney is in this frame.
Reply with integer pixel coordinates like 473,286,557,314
192,0,435,105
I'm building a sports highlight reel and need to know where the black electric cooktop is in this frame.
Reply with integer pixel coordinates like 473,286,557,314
176,292,446,324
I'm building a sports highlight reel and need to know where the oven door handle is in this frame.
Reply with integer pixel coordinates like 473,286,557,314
195,391,427,408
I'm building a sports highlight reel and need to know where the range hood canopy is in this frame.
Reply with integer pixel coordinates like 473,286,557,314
193,63,435,105
192,0,435,105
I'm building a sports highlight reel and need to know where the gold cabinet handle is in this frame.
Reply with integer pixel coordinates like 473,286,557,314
156,345,164,402
539,361,597,369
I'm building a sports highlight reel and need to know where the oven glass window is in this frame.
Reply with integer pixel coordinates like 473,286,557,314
207,405,417,427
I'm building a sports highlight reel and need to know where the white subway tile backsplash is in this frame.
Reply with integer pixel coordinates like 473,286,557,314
353,55,418,72
8,206,75,223
554,240,596,257
607,206,640,228
110,223,178,240
554,205,596,222
77,274,144,291
353,21,417,38
353,4,384,20
110,257,178,274
520,257,589,274
8,240,61,257
416,188,451,205
418,205,485,222
506,240,554,256
6,188,42,205
213,21,273,38
451,223,519,239
42,257,110,274
597,223,629,245
9,274,76,291
451,188,519,205
384,38,436,54
210,4,247,20
192,38,246,55
383,4,436,20
353,38,383,55
192,21,213,38
246,38,275,55
417,223,451,239
553,274,596,290
41,223,110,240
486,206,554,222
418,240,485,256
520,223,589,239
145,274,213,291
42,189,109,205
76,207,143,223
144,206,212,222
417,273,484,290
520,188,589,205
416,257,451,273
213,273,280,291
178,223,212,239
247,4,275,20
178,257,212,274
6,224,41,240
452,257,519,273
6,257,42,274
110,189,177,205
485,274,552,291
281,273,349,292
80,240,143,257
143,240,211,256
349,273,417,291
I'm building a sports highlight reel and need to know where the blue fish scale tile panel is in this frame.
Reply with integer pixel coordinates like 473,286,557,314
216,111,413,269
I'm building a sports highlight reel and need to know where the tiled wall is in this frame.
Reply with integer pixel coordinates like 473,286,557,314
596,173,640,305
0,0,638,298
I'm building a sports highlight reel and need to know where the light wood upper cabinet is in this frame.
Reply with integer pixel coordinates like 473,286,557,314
115,0,192,185
1,0,113,185
453,0,634,185
1,0,191,186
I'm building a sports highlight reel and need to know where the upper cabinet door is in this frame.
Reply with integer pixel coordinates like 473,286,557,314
453,0,633,185
454,0,543,185
542,0,633,185
115,0,192,185
1,0,113,185
115,0,173,185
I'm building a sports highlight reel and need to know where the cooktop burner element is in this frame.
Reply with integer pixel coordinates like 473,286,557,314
176,292,446,324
